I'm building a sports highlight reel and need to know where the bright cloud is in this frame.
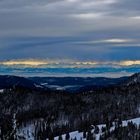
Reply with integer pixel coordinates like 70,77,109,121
119,60,140,66
103,39,133,43
1,59,140,68
71,13,103,19
76,38,134,45
0,60,49,66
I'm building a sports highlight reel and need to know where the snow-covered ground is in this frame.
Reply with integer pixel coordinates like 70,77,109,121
17,123,35,140
17,117,140,140
54,117,140,140
41,84,83,91
0,89,4,93
34,84,43,88
54,131,86,140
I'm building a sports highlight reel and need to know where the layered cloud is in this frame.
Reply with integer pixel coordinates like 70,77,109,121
1,59,140,77
0,0,140,37
76,38,134,44
0,0,140,77
1,59,140,68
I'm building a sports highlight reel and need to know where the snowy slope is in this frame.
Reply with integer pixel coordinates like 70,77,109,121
53,117,140,140
17,117,140,140
0,89,4,93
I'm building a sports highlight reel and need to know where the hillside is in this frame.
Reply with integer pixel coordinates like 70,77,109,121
0,73,140,139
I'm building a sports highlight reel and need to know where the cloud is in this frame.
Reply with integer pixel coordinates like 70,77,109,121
119,60,140,66
131,16,140,19
1,59,140,77
102,39,133,43
1,59,140,68
0,0,140,37
113,44,140,47
0,0,140,67
71,13,103,19
0,59,49,66
76,38,134,44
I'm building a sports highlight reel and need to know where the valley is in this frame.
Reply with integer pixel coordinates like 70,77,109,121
0,73,140,139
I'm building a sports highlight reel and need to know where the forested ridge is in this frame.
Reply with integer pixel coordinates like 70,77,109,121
0,73,140,139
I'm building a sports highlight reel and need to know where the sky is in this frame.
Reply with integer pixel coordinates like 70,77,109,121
0,0,140,77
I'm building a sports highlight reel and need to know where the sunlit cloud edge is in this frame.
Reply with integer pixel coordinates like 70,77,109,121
1,59,140,68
